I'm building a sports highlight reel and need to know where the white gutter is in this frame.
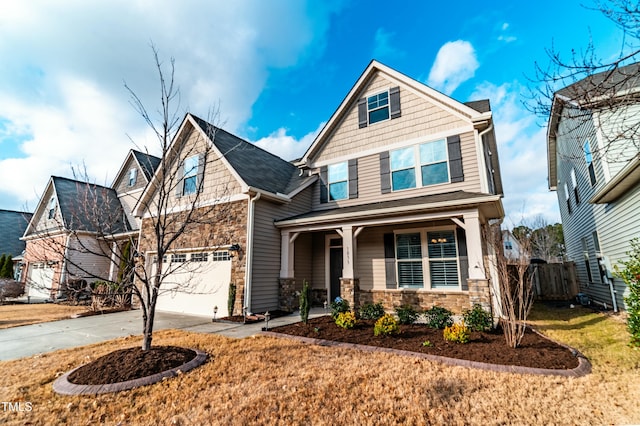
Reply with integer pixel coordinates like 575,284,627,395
243,191,261,313
477,123,494,193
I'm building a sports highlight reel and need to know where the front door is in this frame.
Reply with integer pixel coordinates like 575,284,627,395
329,239,343,301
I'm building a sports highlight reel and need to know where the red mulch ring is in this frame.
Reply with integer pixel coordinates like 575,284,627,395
270,316,579,370
67,346,196,385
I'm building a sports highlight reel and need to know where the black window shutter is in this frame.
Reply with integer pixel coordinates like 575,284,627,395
380,151,391,194
456,227,467,257
357,97,367,128
447,135,464,183
384,233,397,289
389,86,401,119
197,153,205,193
319,166,328,203
348,159,358,199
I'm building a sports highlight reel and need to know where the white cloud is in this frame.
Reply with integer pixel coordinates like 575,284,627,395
471,81,561,225
427,40,479,95
253,122,325,161
0,1,340,210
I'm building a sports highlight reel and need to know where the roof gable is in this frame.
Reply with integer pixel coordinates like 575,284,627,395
0,210,32,256
111,149,161,191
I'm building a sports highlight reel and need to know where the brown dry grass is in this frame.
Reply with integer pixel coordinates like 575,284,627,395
0,304,89,329
0,304,639,425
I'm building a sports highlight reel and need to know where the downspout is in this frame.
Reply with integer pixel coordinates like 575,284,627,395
59,233,72,299
243,191,261,313
477,123,494,194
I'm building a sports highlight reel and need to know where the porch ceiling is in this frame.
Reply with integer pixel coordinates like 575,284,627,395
274,191,503,230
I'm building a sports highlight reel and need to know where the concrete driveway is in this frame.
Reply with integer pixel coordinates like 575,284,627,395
0,308,325,361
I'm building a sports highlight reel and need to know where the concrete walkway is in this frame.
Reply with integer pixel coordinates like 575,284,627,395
0,308,327,361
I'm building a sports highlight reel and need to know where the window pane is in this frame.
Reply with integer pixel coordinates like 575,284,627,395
392,169,416,190
398,262,424,288
328,162,348,182
420,140,447,164
390,147,414,169
396,233,422,259
329,181,347,200
430,260,459,288
369,107,389,124
583,141,593,164
427,231,457,258
183,175,197,195
184,156,199,177
421,162,449,186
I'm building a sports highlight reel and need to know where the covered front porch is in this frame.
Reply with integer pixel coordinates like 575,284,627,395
274,193,504,314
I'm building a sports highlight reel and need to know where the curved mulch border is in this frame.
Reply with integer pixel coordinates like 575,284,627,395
52,349,208,395
260,330,591,377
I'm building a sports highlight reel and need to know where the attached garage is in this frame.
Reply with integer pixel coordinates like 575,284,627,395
27,263,54,300
153,251,232,317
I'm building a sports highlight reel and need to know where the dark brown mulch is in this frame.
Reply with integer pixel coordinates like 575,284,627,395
219,309,292,323
67,346,196,385
271,316,579,370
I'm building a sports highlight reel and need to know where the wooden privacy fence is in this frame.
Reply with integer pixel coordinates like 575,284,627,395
531,262,579,301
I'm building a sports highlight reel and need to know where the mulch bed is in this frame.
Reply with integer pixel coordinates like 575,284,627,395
219,309,292,323
271,316,579,370
67,346,196,385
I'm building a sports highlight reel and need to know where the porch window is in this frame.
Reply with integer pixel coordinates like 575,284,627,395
183,155,199,195
420,139,449,185
396,233,423,287
390,147,416,191
427,231,459,289
328,162,348,200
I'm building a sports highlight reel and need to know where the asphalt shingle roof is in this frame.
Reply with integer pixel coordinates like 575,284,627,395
132,150,161,181
557,61,640,101
464,99,491,113
0,210,32,257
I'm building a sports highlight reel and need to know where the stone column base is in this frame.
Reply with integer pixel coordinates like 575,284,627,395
340,278,360,311
279,278,297,312
468,278,492,313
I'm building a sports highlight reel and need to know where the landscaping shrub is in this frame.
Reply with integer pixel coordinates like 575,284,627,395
374,313,400,336
443,322,470,344
423,306,454,329
330,297,350,320
614,238,640,347
359,302,385,320
228,282,236,317
0,278,25,303
299,280,310,324
394,304,419,325
335,311,356,329
463,304,493,332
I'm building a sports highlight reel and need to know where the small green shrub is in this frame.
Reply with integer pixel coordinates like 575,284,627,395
227,282,236,317
421,340,433,347
424,306,454,329
330,297,350,320
299,280,311,324
374,314,400,336
395,304,419,325
614,238,640,347
443,322,470,344
335,311,356,329
359,302,385,320
463,304,493,332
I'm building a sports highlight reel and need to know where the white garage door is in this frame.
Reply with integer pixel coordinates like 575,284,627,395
154,251,232,318
27,263,54,300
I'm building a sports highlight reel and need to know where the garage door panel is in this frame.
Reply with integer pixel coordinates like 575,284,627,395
27,264,54,300
154,256,232,317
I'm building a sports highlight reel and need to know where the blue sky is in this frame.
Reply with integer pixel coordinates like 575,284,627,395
0,0,624,225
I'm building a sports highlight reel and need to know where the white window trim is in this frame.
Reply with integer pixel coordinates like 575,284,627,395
390,140,451,192
182,155,199,196
367,89,391,125
327,161,348,201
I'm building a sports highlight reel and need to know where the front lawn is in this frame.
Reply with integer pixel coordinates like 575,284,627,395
0,303,89,329
0,304,638,425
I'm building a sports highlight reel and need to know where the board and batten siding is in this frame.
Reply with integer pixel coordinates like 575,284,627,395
250,187,313,312
312,73,471,163
311,131,482,210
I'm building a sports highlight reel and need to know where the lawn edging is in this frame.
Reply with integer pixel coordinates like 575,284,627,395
261,331,591,377
52,348,208,395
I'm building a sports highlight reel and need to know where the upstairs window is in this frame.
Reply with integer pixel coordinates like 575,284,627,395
328,162,348,200
584,140,596,186
564,183,572,214
504,241,513,250
47,197,57,220
420,139,449,186
182,155,199,195
390,147,416,190
570,168,579,204
367,91,390,124
128,168,137,187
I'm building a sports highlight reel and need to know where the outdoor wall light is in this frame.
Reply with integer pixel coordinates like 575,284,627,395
212,305,218,322
229,244,240,258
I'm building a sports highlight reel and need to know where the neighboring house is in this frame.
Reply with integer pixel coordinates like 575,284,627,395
0,209,33,280
502,230,522,263
21,150,160,301
547,62,640,311
135,60,505,317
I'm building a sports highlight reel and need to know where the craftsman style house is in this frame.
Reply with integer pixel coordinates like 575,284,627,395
21,151,159,300
136,61,505,317
547,62,640,310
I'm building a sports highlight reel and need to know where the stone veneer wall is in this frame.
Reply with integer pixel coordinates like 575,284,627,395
359,289,470,314
136,200,248,315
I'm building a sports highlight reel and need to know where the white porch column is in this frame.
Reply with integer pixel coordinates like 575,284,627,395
463,211,486,280
279,231,295,278
341,226,355,279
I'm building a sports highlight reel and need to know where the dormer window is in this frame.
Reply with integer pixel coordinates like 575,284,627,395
47,197,57,220
128,168,137,186
367,91,390,124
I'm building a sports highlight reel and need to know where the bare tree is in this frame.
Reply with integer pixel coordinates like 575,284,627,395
485,222,536,348
529,0,640,163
